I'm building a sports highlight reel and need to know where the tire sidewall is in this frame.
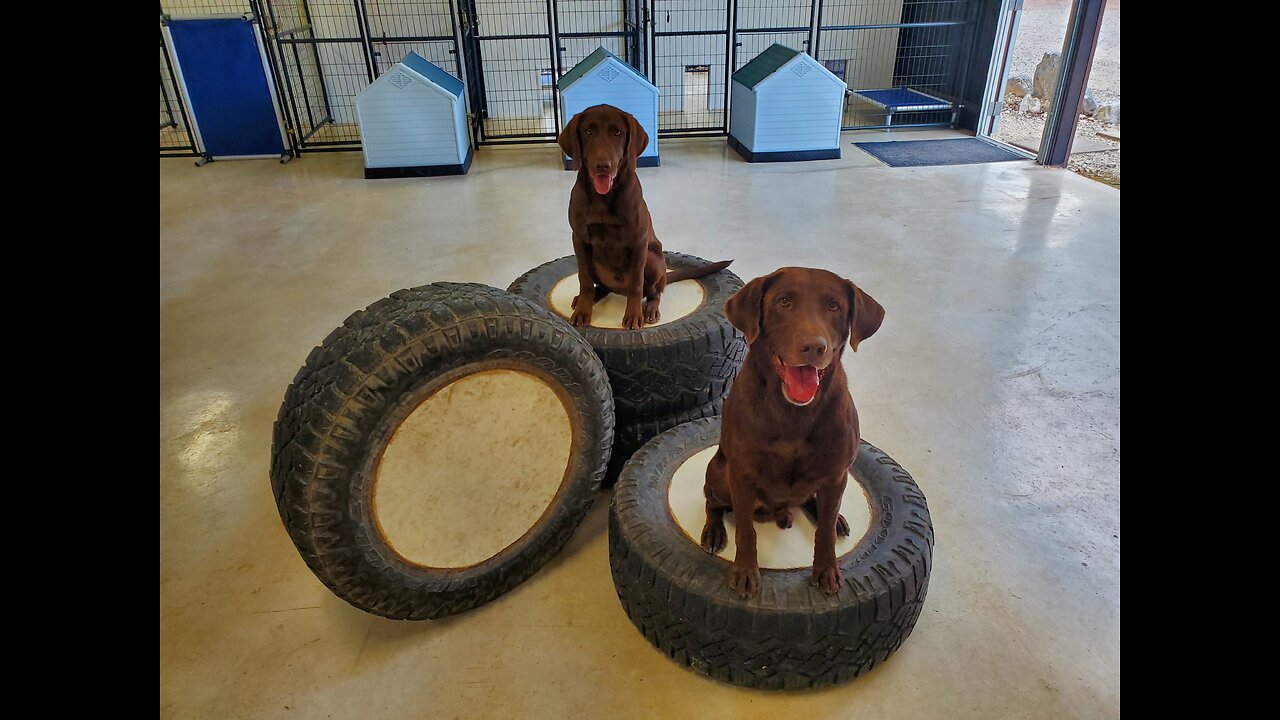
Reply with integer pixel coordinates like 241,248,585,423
508,254,746,420
273,284,614,620
609,417,934,688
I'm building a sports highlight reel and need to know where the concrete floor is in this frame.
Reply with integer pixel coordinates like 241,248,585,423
160,130,1120,719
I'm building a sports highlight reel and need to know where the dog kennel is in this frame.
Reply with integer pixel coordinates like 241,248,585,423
558,46,660,169
355,51,471,178
728,44,846,162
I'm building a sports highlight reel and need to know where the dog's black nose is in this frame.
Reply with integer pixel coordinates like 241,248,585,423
799,337,828,362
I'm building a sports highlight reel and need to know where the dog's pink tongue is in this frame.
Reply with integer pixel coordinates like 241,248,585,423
592,174,613,195
783,365,819,404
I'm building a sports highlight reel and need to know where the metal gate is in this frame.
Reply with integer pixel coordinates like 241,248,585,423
732,0,816,71
259,0,463,153
813,0,975,130
463,1,643,143
649,1,732,134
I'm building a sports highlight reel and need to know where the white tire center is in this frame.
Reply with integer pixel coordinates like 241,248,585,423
548,274,706,328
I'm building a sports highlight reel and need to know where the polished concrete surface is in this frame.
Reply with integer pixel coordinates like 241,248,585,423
160,130,1120,719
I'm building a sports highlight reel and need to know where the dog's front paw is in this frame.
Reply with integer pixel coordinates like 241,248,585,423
700,519,727,554
643,300,660,325
621,305,644,330
570,301,593,327
729,563,761,599
810,563,843,595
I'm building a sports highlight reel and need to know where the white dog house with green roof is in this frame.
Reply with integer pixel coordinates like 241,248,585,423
728,44,846,163
356,51,472,179
558,47,659,170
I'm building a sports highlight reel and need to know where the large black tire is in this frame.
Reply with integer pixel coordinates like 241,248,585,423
602,390,726,489
609,417,934,690
507,253,745,421
270,283,614,620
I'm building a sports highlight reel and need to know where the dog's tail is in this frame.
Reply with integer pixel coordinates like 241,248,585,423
666,259,733,283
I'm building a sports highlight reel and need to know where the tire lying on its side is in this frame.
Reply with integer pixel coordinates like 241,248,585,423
609,417,934,690
507,253,745,422
270,283,614,620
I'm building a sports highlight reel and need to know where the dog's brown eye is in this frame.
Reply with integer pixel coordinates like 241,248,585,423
585,127,594,135
828,302,840,312
778,298,791,308
612,128,622,136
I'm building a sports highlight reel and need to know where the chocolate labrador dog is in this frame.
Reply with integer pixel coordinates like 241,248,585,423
558,104,730,329
700,267,885,598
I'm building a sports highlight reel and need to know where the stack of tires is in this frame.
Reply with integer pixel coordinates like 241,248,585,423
508,252,746,485
268,277,934,690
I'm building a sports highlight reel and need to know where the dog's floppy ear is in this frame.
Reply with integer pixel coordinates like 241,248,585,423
725,271,777,344
558,114,582,170
845,280,884,352
625,113,649,166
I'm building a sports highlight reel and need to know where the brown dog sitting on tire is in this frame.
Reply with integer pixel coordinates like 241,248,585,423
700,267,885,598
558,104,731,329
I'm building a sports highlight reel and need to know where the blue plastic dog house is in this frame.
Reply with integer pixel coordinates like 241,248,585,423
728,44,846,163
356,52,472,179
558,47,659,170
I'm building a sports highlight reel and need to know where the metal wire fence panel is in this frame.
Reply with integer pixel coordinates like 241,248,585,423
466,2,557,140
364,0,459,78
653,1,728,33
243,0,976,150
162,0,254,17
733,31,809,70
302,0,367,38
259,0,462,150
160,31,197,155
555,0,640,69
731,0,815,74
560,36,627,74
371,39,460,75
474,36,559,138
651,1,730,133
653,33,730,133
735,0,813,31
556,0,626,35
362,0,457,38
473,0,551,36
815,0,971,129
